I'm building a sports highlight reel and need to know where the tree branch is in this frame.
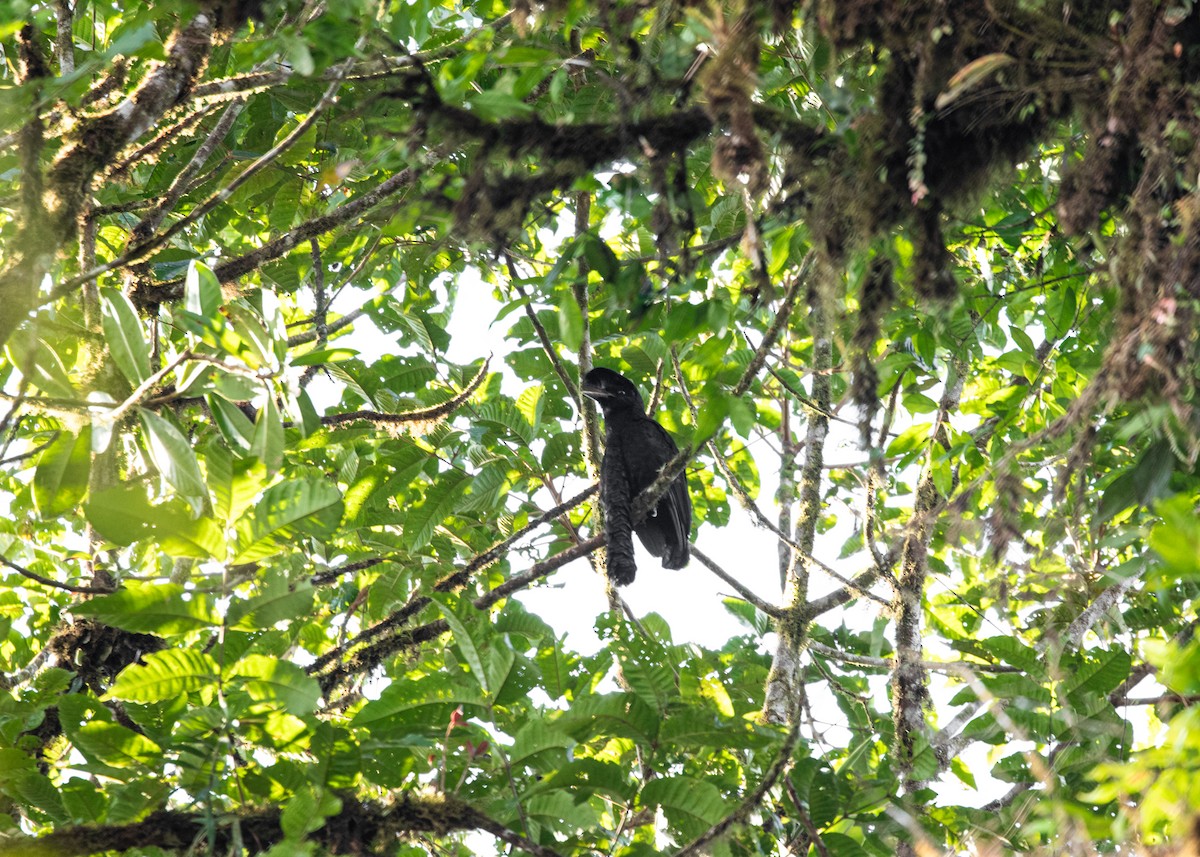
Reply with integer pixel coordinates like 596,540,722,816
310,483,598,689
505,253,581,408
0,792,563,857
0,554,114,595
690,546,782,618
763,268,831,725
319,358,489,432
732,254,812,397
674,718,802,857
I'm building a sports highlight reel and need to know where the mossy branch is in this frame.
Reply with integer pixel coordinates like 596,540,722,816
0,792,564,857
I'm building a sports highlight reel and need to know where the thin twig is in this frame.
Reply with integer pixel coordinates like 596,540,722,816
104,350,197,426
0,554,114,595
474,537,603,610
309,484,597,679
286,241,399,346
732,253,813,397
785,778,832,857
690,546,783,618
127,99,245,244
505,253,581,407
806,641,1021,674
320,358,489,429
673,716,802,856
56,50,361,296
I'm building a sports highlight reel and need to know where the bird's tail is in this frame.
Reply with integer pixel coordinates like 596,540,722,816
606,530,638,586
662,542,689,570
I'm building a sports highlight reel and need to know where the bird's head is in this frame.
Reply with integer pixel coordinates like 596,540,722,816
581,367,645,416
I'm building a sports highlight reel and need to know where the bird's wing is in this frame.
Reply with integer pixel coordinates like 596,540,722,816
632,417,691,569
659,473,691,569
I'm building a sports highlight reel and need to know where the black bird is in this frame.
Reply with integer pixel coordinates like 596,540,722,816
581,367,691,585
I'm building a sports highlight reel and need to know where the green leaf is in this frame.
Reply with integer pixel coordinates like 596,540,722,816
1151,638,1200,695
107,20,160,58
557,291,583,352
727,397,755,438
963,636,1043,674
1064,648,1132,701
641,775,727,828
522,790,597,830
886,423,932,457
106,649,218,702
291,347,358,367
71,721,163,767
3,772,69,823
140,409,208,502
515,383,545,432
208,394,256,454
251,393,285,473
227,577,316,631
325,363,378,409
233,477,344,563
581,234,619,281
555,693,660,744
1098,438,1175,521
101,289,152,385
205,444,269,521
230,655,321,715
72,582,218,636
403,472,471,550
268,178,302,234
0,748,39,781
817,832,871,857
282,32,315,77
694,393,730,444
60,779,107,823
33,427,91,516
185,261,222,321
508,719,573,770
721,598,772,635
296,389,322,437
85,483,226,558
696,671,734,717
432,594,488,693
352,675,483,729
1150,495,1200,579
224,303,276,368
950,756,977,789
4,331,76,398
476,401,534,445
619,657,674,715
396,315,434,355
535,637,578,700
466,89,535,122
280,785,341,838
523,759,631,802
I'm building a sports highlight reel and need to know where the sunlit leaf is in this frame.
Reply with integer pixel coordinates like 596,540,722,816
233,477,343,563
403,472,471,550
72,582,218,635
71,722,163,768
140,409,208,502
85,483,226,558
106,650,219,702
33,427,91,516
101,290,151,385
230,654,322,715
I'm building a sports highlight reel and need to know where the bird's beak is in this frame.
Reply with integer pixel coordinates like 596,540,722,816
581,383,609,401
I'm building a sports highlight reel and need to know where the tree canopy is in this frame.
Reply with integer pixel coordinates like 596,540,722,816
2,0,1200,854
